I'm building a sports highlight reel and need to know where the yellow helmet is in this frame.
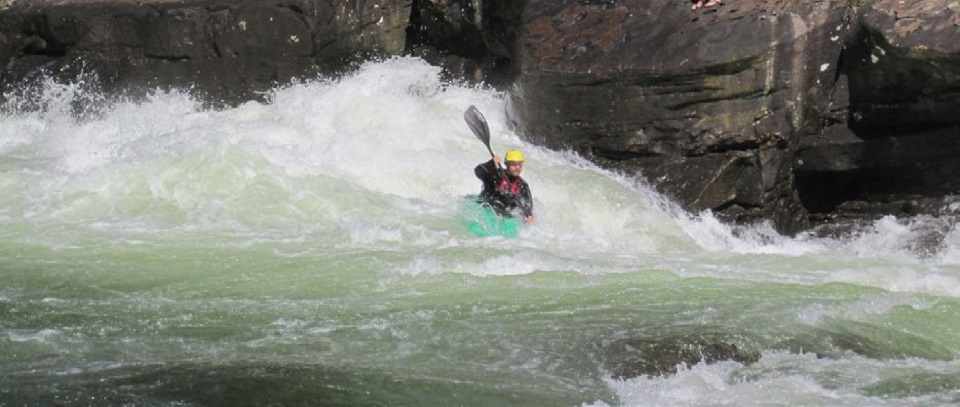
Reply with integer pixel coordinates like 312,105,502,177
504,150,525,163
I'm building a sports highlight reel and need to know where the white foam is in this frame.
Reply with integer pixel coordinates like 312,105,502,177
7,328,65,343
590,351,960,407
795,293,931,325
676,211,829,256
5,56,960,298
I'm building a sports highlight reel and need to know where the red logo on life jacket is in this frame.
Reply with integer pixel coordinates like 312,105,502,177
497,176,523,195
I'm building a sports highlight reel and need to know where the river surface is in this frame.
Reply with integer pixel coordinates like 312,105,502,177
2,57,960,406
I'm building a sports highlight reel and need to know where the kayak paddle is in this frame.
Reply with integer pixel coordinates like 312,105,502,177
464,105,496,161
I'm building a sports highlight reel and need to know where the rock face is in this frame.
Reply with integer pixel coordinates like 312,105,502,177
796,0,960,222
507,0,960,233
405,0,524,86
0,0,412,104
508,0,848,233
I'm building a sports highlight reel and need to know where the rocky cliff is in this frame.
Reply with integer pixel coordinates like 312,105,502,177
2,0,958,233
0,0,413,104
508,0,960,233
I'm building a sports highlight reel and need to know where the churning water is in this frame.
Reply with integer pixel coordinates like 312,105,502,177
2,57,960,406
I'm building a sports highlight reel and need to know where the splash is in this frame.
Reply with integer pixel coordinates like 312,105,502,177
2,56,960,292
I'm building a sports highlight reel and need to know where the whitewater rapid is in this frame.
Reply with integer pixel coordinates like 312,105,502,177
3,57,960,406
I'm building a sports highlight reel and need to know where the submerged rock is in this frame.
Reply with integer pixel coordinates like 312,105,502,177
605,335,760,379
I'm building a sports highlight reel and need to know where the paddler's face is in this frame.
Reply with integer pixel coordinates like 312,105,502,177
505,161,523,177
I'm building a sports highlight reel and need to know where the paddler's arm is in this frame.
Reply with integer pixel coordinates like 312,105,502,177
520,182,534,224
474,156,503,185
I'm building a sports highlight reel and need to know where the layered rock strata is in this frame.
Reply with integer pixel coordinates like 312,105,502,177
508,0,960,233
0,0,413,104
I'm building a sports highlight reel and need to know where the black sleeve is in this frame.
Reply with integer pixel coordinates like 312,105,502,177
474,159,501,186
519,181,533,217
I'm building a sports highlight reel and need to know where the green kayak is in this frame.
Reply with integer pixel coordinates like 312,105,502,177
460,195,521,238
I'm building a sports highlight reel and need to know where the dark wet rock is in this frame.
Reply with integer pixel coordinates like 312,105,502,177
0,0,413,105
405,0,524,86
795,1,960,223
506,0,960,234
508,0,849,234
605,335,760,379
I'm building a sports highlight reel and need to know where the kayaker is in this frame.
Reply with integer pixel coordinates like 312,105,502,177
474,150,534,224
